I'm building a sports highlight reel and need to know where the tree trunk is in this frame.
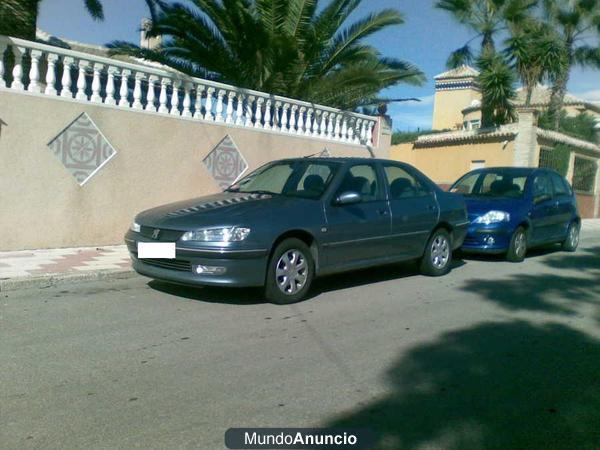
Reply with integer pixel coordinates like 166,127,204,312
0,0,40,40
547,68,569,130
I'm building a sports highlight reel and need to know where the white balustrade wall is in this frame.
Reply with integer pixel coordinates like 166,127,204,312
0,36,378,146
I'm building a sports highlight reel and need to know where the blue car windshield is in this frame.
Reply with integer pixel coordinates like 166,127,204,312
451,170,527,198
227,160,340,199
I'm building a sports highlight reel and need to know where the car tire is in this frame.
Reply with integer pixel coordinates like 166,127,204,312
265,238,314,305
420,228,452,276
561,221,580,252
506,226,527,262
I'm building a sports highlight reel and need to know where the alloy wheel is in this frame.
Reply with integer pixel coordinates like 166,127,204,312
514,231,526,258
430,235,450,269
568,224,579,248
275,249,308,295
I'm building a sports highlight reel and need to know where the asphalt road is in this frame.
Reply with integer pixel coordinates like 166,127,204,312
2,232,599,450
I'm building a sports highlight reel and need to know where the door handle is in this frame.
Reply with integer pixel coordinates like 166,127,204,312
377,209,389,216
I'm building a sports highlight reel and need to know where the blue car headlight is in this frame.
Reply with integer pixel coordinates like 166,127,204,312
473,210,510,225
181,227,251,242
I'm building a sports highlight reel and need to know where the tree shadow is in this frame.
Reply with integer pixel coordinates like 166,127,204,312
326,321,600,450
458,246,600,316
146,259,467,305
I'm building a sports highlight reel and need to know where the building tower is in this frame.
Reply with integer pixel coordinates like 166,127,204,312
432,65,481,131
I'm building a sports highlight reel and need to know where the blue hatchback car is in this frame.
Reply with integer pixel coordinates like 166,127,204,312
450,167,580,262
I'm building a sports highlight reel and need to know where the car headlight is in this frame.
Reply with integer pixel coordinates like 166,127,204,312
473,210,510,225
130,221,141,233
180,227,251,242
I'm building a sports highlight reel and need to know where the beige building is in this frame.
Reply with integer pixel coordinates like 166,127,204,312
392,65,600,218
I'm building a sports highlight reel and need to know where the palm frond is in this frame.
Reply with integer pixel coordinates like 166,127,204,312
84,0,104,20
446,45,474,68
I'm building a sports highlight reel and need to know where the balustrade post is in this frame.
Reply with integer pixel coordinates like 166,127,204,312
118,69,131,107
144,75,157,111
366,121,374,145
305,109,313,136
327,113,335,139
360,120,367,143
158,77,170,113
289,105,298,133
60,56,74,98
194,85,204,119
235,93,244,125
263,100,272,129
76,60,89,100
170,80,181,115
27,49,42,93
44,53,59,95
341,117,348,142
297,107,306,134
244,96,255,127
104,66,117,105
182,82,192,117
91,63,104,103
11,46,25,90
132,72,145,109
273,101,282,131
204,87,215,120
226,91,235,123
214,89,225,122
319,112,328,138
0,42,6,88
281,103,290,132
334,115,342,141
347,120,355,143
254,97,264,128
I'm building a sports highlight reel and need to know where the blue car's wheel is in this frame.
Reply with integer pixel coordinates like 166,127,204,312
507,226,527,262
561,222,580,252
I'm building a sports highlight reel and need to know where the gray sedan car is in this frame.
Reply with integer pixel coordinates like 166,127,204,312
125,157,468,303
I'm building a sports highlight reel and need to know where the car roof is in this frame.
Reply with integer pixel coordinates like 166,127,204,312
276,157,404,165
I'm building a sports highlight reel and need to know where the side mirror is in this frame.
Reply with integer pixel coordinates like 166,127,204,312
534,194,550,204
335,191,362,205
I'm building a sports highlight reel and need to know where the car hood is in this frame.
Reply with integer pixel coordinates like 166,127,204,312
463,196,525,219
136,192,296,229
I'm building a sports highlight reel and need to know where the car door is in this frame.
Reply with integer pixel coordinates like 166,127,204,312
529,172,560,243
549,172,574,240
382,163,438,258
322,163,391,268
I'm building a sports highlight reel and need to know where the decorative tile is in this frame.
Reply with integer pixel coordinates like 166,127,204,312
319,147,331,157
203,135,248,189
48,113,117,186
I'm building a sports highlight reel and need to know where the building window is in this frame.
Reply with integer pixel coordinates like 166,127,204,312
470,119,481,129
470,160,485,170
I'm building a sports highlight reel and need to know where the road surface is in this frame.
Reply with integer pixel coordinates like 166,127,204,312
2,231,599,449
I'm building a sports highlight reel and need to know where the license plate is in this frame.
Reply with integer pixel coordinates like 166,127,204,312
137,242,176,259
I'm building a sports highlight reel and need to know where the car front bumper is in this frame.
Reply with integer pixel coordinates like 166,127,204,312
125,231,269,287
460,223,515,254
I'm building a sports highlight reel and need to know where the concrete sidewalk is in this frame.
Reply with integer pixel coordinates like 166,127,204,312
2,219,600,292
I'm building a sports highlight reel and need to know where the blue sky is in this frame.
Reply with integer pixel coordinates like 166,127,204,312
39,0,599,131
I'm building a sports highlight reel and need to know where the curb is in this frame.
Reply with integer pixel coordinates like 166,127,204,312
0,269,137,292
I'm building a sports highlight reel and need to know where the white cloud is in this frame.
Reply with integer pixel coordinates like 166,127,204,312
574,89,600,102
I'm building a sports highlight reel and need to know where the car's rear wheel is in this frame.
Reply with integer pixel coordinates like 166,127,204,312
561,221,580,252
420,228,452,276
265,238,314,304
507,226,527,262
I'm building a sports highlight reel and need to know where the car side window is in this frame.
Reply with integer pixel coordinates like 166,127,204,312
337,164,380,202
383,164,429,199
550,173,570,197
532,174,553,200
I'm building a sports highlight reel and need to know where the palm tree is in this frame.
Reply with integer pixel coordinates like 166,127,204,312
436,0,537,67
477,51,517,127
107,0,425,110
504,20,567,107
0,0,164,40
542,0,600,130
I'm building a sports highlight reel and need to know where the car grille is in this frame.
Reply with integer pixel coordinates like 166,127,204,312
139,226,184,242
463,236,479,245
140,258,192,272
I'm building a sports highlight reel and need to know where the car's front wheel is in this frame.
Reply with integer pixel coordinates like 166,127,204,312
420,228,452,276
506,226,527,262
265,238,314,304
561,221,580,252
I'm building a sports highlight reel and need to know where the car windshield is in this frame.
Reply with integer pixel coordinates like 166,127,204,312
226,160,340,199
450,170,527,198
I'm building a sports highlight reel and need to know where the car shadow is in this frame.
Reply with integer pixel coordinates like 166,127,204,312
324,320,600,449
146,258,467,305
